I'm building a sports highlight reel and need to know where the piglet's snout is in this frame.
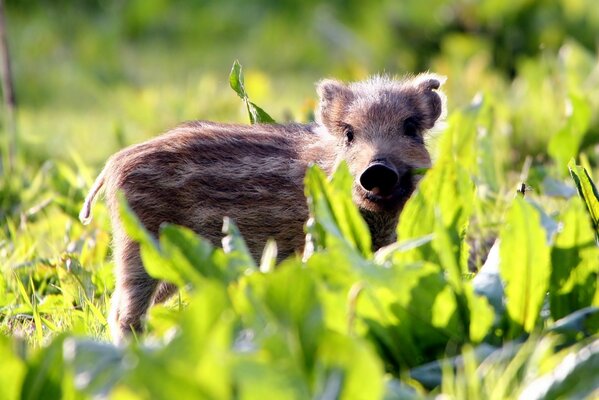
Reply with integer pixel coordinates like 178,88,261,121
359,160,400,195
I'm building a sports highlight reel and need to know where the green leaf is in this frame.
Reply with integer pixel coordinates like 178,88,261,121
314,332,384,400
499,197,551,337
233,358,309,399
63,338,125,398
432,212,494,344
118,193,244,287
248,101,275,124
465,288,494,343
437,104,480,174
228,60,274,124
550,197,599,320
221,216,257,272
305,163,372,258
568,159,599,243
397,155,474,274
117,193,186,287
0,336,25,400
21,335,66,400
116,191,156,245
229,60,245,99
261,264,324,373
158,224,217,284
359,263,467,370
125,282,234,400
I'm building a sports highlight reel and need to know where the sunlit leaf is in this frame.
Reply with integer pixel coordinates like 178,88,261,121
305,163,372,258
0,336,26,400
125,282,234,399
221,216,257,272
550,198,599,320
260,264,324,373
314,332,384,400
397,155,474,272
229,60,274,124
63,338,125,398
568,160,599,243
499,197,551,337
21,335,66,400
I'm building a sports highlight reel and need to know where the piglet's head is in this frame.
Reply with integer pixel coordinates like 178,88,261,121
316,74,446,214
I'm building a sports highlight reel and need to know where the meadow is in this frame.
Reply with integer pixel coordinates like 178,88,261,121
1,1,599,398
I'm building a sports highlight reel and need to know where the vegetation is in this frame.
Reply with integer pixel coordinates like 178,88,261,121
1,1,599,398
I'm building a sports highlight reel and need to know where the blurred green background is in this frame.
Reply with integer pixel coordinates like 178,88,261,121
5,0,599,167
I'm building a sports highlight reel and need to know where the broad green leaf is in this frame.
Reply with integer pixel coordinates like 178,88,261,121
117,191,156,245
359,263,466,370
260,264,324,373
119,193,241,287
125,282,234,400
465,288,494,343
229,60,274,124
21,335,66,400
0,336,25,400
568,160,599,243
305,163,372,258
158,224,216,284
117,193,187,287
436,103,480,174
63,338,125,398
397,155,474,274
550,198,599,320
221,216,257,272
233,358,309,400
313,332,384,400
170,281,233,358
499,197,551,337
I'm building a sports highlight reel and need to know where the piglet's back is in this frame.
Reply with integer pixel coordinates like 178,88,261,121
103,121,329,259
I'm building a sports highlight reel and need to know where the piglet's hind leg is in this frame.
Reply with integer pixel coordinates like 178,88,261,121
109,240,158,344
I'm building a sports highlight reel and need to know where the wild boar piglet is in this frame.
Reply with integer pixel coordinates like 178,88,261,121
80,74,446,343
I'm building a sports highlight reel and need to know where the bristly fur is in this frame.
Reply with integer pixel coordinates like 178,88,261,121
81,74,446,343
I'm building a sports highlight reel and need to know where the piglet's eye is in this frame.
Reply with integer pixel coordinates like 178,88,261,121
343,124,354,144
403,118,420,138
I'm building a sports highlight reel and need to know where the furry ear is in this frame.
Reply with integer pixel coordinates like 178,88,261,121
415,74,447,128
317,79,346,102
315,79,352,131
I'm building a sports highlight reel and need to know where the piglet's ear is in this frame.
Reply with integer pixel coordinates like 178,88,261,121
415,74,447,127
317,79,346,102
420,78,441,91
316,79,352,130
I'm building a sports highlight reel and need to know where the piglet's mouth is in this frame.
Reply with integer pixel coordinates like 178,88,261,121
364,185,411,203
358,178,415,212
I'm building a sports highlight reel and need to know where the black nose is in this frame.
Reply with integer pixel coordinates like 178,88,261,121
359,162,399,194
